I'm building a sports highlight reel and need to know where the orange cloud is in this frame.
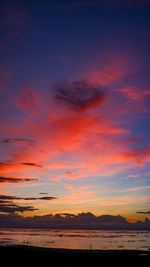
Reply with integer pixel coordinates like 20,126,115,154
104,201,127,206
104,197,136,206
48,169,91,182
64,184,90,191
63,171,80,179
127,174,140,178
0,161,43,172
54,189,97,205
64,184,75,190
78,186,89,190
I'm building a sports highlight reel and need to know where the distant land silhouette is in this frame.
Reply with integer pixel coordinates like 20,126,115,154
0,212,150,229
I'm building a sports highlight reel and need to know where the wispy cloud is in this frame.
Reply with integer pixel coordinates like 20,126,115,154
21,162,43,168
0,194,57,215
127,174,140,178
0,161,43,172
64,184,75,190
122,185,150,192
0,176,37,183
0,194,57,201
0,202,37,214
136,211,150,214
1,137,34,145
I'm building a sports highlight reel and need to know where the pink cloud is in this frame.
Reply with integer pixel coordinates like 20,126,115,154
115,86,150,114
48,169,92,182
51,182,89,193
84,59,129,87
16,84,43,116
116,86,145,102
2,97,148,181
64,184,75,190
2,60,150,184
118,147,150,166
63,171,80,179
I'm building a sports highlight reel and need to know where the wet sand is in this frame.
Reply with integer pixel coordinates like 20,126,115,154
1,245,150,267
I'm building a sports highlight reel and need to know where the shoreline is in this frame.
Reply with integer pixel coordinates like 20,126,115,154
1,244,150,253
1,245,150,267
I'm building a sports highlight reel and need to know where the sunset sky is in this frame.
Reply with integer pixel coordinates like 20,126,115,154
0,0,150,222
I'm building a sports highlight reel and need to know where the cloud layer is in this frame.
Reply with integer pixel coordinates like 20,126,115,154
0,194,57,214
0,176,37,183
0,212,150,229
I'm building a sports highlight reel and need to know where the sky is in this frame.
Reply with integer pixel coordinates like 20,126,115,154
0,0,150,223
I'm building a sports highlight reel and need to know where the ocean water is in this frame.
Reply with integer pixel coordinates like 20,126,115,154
0,229,150,251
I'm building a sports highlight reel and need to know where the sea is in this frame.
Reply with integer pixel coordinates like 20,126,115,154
0,229,150,251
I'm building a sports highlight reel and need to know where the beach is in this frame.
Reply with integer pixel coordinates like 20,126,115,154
1,245,150,267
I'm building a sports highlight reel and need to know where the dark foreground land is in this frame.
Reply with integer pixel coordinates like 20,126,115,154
0,245,150,267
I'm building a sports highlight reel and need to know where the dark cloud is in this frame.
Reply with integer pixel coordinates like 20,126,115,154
0,194,57,215
0,196,37,214
39,192,48,195
39,196,57,200
21,162,43,168
0,194,57,201
0,195,27,201
53,80,106,111
136,211,150,214
0,161,43,170
0,212,150,229
0,176,37,183
0,201,37,214
0,161,11,166
1,137,34,145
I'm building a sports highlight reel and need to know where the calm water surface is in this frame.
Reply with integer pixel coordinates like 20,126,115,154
0,229,150,251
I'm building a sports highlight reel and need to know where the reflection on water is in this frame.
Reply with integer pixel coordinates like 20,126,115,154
0,229,150,251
